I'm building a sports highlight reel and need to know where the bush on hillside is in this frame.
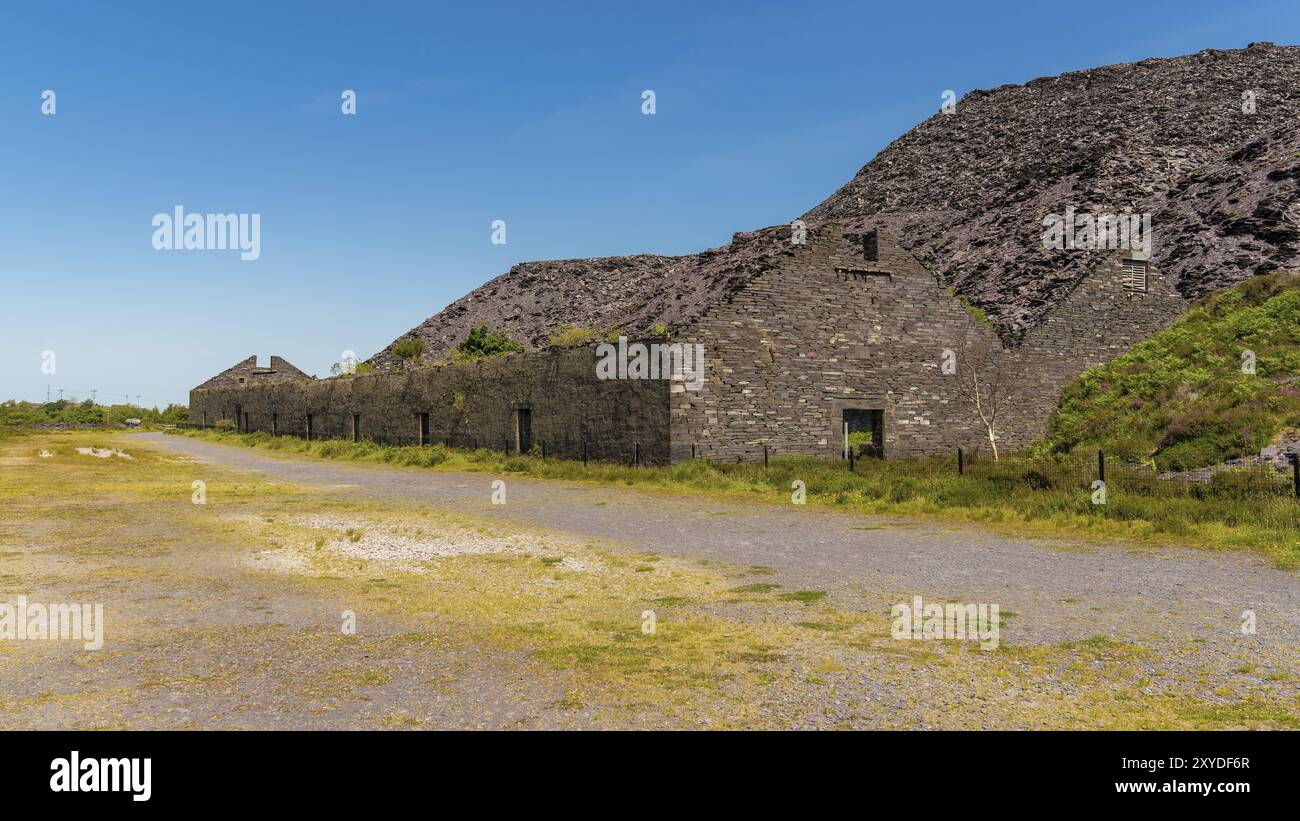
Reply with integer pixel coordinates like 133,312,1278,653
1040,274,1300,470
453,325,524,362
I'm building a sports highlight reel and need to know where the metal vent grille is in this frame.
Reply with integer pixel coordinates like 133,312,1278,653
1120,258,1148,292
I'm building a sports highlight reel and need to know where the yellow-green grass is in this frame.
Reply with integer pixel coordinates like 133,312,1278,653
2,429,1296,728
177,428,1300,568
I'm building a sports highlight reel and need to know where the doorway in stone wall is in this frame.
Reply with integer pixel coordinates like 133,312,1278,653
516,407,532,454
843,409,884,458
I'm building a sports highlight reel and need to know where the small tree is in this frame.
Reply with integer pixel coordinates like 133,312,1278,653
951,312,1018,462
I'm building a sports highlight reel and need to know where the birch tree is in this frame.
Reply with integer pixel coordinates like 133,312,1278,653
951,312,1017,462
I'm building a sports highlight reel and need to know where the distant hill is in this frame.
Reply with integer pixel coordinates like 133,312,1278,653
1040,273,1300,470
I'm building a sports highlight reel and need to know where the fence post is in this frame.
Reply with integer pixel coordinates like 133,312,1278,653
848,447,856,472
541,441,546,460
763,443,769,468
691,442,696,460
634,442,640,467
1098,449,1106,484
1291,453,1299,499
582,440,588,467
957,447,964,475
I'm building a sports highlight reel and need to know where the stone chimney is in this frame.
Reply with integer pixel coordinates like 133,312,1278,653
863,227,899,262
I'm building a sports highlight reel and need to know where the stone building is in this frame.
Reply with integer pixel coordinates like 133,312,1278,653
188,45,1300,463
189,222,1187,464
190,355,312,429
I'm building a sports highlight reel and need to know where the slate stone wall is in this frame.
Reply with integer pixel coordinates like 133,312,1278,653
193,355,310,392
189,347,671,464
669,224,1006,461
669,224,1189,461
190,222,1189,464
1001,252,1189,450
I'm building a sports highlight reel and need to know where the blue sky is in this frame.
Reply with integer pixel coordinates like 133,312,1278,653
2,0,1297,406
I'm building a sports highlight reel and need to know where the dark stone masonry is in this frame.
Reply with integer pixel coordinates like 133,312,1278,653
194,46,1296,464
190,223,1187,464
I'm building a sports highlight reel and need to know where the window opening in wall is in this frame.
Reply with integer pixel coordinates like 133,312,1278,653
351,413,361,443
1121,258,1148,292
843,409,884,459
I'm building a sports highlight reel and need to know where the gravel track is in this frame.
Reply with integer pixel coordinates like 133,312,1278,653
137,433,1299,656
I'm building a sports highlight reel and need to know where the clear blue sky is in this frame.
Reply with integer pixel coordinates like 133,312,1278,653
2,0,1296,406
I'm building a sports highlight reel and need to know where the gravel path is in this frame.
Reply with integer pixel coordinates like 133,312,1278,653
137,434,1298,658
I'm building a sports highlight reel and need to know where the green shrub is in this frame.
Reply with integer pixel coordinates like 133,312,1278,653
453,325,524,362
0,399,186,427
391,337,426,362
547,324,600,348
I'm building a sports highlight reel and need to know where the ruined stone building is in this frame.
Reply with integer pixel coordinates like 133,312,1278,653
190,224,1184,463
190,44,1300,464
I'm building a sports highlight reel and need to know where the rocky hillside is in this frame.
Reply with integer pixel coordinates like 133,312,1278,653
805,42,1300,336
369,227,791,370
372,43,1300,369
